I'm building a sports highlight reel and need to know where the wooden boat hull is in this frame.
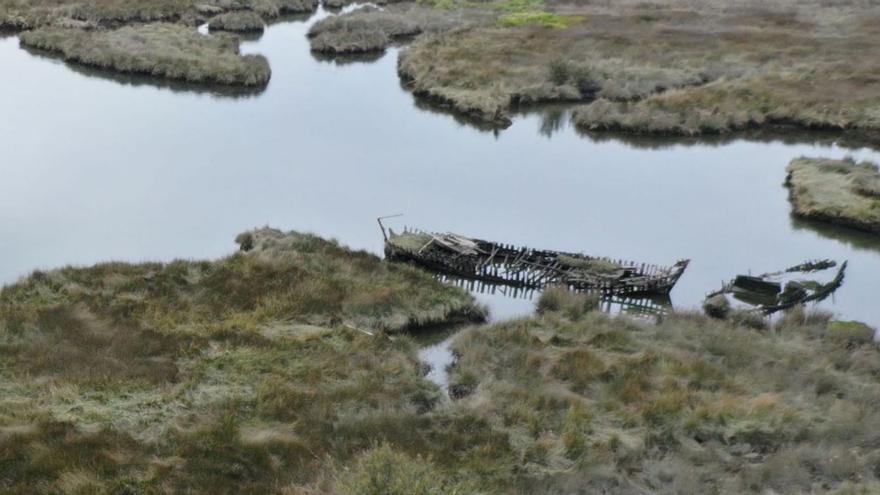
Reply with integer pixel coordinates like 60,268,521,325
384,230,689,297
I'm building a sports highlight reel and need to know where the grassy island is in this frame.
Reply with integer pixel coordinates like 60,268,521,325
786,157,880,235
307,6,462,55
1,234,878,492
0,0,316,30
308,9,418,54
19,23,271,86
397,0,880,132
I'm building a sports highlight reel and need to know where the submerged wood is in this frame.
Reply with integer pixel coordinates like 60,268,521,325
708,259,847,315
383,228,689,297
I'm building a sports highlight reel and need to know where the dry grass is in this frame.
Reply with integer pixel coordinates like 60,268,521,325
786,157,880,234
0,0,199,29
2,237,878,492
0,228,488,493
208,10,265,32
535,286,598,320
308,4,481,54
308,8,398,54
398,0,880,131
0,0,316,29
448,296,880,492
385,231,433,253
19,23,271,86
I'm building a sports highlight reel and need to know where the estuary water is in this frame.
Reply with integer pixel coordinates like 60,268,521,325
1,9,879,328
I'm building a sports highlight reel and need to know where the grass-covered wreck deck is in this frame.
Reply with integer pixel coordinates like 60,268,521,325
384,228,689,297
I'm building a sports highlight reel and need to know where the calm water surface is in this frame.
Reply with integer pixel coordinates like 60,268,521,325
1,11,879,328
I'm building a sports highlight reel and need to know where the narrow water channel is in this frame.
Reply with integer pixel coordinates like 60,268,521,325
1,9,879,333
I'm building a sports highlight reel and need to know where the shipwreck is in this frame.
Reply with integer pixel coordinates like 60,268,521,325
380,222,689,297
707,259,847,314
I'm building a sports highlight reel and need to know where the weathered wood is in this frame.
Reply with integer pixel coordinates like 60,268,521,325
384,229,689,297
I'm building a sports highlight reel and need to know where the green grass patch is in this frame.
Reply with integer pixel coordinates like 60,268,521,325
498,10,581,28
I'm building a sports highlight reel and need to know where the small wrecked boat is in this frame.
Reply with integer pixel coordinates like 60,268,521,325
380,224,689,297
707,259,847,314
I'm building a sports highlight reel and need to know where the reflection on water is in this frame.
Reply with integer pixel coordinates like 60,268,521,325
573,126,880,152
1,9,880,330
311,50,386,66
415,327,459,391
436,273,671,320
790,216,880,254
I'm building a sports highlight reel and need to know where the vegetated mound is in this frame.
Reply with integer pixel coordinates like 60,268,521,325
1,246,878,492
448,291,880,492
2,227,484,336
786,156,880,234
0,228,490,493
0,0,200,29
277,0,317,13
0,0,317,30
208,10,264,32
320,0,408,10
398,0,880,131
19,23,271,86
208,0,318,17
308,7,421,54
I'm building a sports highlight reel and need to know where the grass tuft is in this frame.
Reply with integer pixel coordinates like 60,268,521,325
208,10,264,32
536,286,599,320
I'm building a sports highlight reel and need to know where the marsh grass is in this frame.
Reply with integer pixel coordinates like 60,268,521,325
448,301,880,492
0,0,316,29
786,157,880,234
2,234,878,491
535,286,598,320
308,5,460,54
0,228,489,493
331,443,467,494
827,320,877,347
19,23,271,86
0,0,200,29
208,10,265,32
399,0,880,131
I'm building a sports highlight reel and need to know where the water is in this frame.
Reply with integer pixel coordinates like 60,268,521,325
415,327,460,390
1,10,880,330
